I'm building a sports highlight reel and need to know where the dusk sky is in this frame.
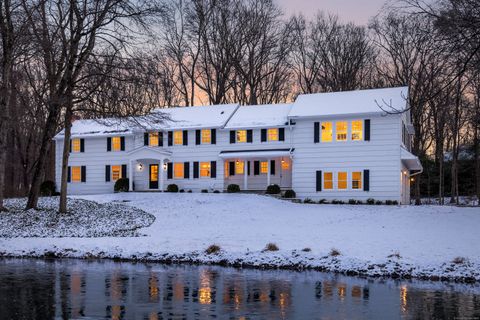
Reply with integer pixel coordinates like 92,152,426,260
276,0,389,25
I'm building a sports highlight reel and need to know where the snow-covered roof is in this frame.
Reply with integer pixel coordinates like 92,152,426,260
55,119,133,139
225,103,292,129
289,87,409,118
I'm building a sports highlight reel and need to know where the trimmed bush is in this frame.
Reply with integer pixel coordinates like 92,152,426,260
201,189,209,193
114,178,129,192
392,200,399,205
375,200,383,205
213,190,220,193
386,200,399,205
40,180,56,196
348,199,357,205
266,184,281,194
205,244,221,255
331,199,345,205
366,198,375,205
357,200,363,205
227,184,240,193
166,184,179,193
318,199,328,204
179,189,185,193
187,190,192,193
283,189,296,198
303,198,314,204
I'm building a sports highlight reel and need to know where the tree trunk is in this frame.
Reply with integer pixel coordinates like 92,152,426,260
59,105,73,213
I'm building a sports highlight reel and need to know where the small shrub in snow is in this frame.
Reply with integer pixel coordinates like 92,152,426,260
179,189,185,193
302,247,311,252
303,198,314,204
205,244,221,255
357,200,363,205
213,190,220,193
263,243,279,252
114,178,129,192
283,189,296,198
201,189,209,193
348,199,357,205
187,190,192,193
366,198,375,205
331,199,344,205
392,200,399,205
452,256,467,265
40,180,56,196
166,184,179,193
227,184,240,193
266,184,281,194
387,251,402,259
375,200,383,205
318,199,328,204
329,248,341,256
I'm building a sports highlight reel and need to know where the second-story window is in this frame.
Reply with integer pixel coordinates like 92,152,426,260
149,132,159,146
71,138,81,152
267,128,278,141
321,122,333,142
201,129,211,144
173,131,183,145
236,130,247,143
351,120,363,141
112,137,122,151
336,122,347,142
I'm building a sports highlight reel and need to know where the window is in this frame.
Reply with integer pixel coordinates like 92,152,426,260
281,159,289,170
150,165,158,182
324,172,333,189
338,172,347,189
267,128,278,141
111,165,122,181
260,161,268,174
321,122,333,142
200,162,211,177
352,171,362,189
72,138,81,152
201,129,211,144
235,161,244,174
225,162,229,177
336,122,347,141
351,120,363,141
112,137,122,151
236,130,247,143
71,166,82,182
173,131,183,145
149,132,159,146
174,163,184,179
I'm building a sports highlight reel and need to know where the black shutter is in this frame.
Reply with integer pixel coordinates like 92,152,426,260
211,161,216,178
122,164,127,179
120,136,125,151
183,130,188,145
105,165,111,182
184,162,189,178
230,131,236,143
107,137,112,151
261,129,267,142
314,122,320,143
168,131,173,146
144,133,149,146
247,130,253,143
254,161,260,175
67,166,71,182
279,128,285,141
167,162,173,179
193,162,199,178
270,160,275,175
81,166,86,182
364,119,371,141
364,169,370,191
229,161,235,176
195,130,201,145
247,161,251,175
316,170,322,191
211,129,216,144
158,132,163,146
80,139,85,152
69,139,72,153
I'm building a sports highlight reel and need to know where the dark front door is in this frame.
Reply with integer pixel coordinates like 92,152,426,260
149,164,159,189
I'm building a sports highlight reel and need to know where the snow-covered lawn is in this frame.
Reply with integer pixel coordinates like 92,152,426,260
1,193,479,282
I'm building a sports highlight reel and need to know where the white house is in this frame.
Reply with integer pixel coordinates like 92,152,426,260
54,86,422,204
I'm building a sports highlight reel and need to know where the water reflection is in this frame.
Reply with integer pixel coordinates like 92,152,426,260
0,258,479,319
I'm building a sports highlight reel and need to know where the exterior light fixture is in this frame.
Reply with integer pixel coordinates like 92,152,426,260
163,163,168,171
138,163,144,171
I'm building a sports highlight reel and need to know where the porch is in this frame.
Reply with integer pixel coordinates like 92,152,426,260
127,146,172,192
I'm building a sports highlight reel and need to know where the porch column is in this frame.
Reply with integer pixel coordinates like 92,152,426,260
267,158,271,187
243,160,248,190
159,158,165,191
129,159,134,191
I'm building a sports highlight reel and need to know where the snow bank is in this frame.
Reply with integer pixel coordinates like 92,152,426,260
1,193,478,282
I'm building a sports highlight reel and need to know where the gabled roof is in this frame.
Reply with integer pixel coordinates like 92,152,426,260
55,119,133,139
288,87,408,118
224,103,292,129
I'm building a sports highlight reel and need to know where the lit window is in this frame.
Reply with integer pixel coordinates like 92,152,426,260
267,128,278,141
352,172,362,189
336,122,347,141
236,130,247,143
149,132,159,146
71,166,82,182
173,131,183,145
174,163,184,179
235,161,244,174
201,129,211,144
338,172,347,189
260,161,268,174
225,162,229,177
321,122,332,142
200,162,211,177
112,165,122,181
351,120,363,141
281,159,289,170
72,138,81,152
324,172,333,189
112,136,121,151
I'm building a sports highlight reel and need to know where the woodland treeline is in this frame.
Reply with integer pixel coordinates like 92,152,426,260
0,0,479,211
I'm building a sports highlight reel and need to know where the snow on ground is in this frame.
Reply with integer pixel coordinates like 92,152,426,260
1,193,479,282
0,197,154,237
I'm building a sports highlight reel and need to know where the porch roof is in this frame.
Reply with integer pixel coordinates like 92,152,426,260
401,147,423,171
219,148,294,159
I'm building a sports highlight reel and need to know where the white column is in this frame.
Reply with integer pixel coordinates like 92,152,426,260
267,159,271,187
243,160,248,190
129,160,134,191
159,158,165,191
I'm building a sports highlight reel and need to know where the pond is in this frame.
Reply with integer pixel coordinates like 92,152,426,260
0,258,479,319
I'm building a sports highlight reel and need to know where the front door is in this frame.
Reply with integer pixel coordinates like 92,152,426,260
149,164,159,189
